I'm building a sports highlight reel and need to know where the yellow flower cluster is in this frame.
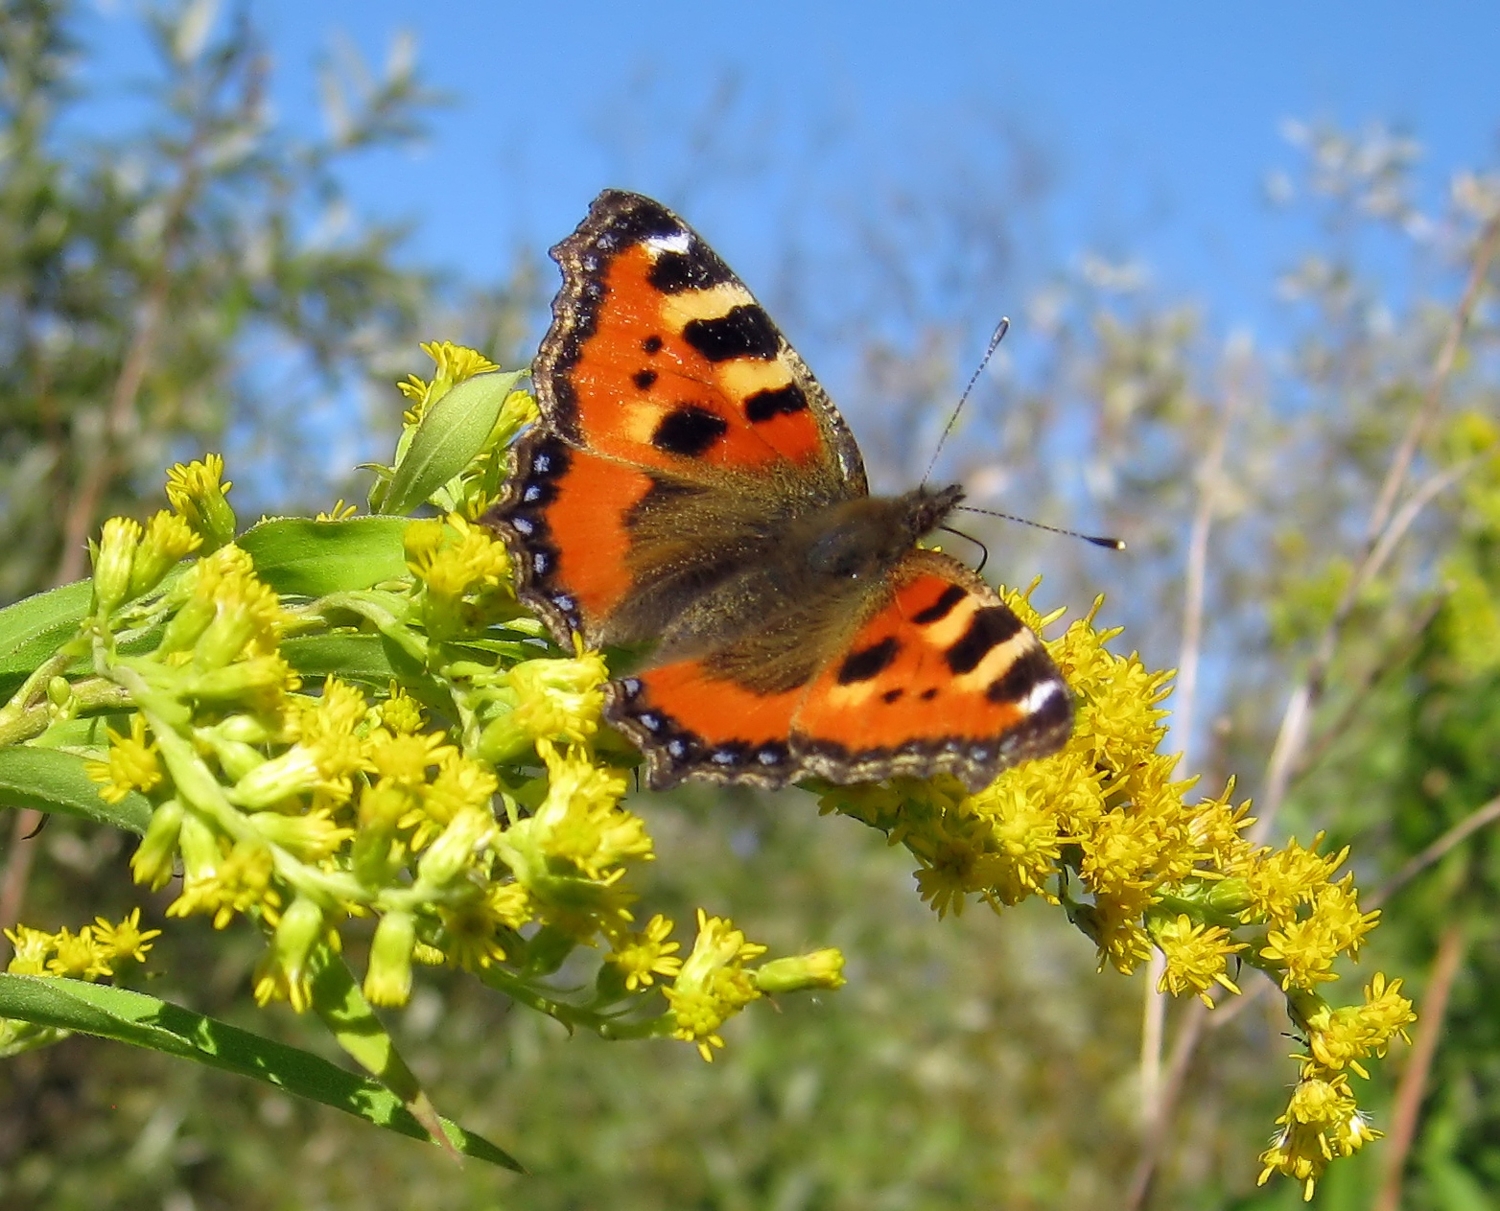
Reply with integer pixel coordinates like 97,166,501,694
818,585,1409,1199
5,910,160,980
52,344,839,1068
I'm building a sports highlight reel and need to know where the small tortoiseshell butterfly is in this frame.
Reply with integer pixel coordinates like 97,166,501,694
488,190,1072,791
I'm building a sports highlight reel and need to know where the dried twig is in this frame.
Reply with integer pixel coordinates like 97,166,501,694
1140,357,1244,1128
1373,921,1467,1211
1370,793,1500,911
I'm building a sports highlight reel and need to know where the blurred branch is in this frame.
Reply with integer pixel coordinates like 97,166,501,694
1373,920,1467,1211
1254,213,1500,844
1370,793,1500,911
1293,592,1447,780
1141,357,1243,1128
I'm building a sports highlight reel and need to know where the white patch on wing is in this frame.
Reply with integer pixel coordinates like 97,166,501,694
644,230,692,256
1021,680,1064,715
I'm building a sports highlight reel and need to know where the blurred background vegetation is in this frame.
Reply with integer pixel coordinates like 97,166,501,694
2,2,1499,1208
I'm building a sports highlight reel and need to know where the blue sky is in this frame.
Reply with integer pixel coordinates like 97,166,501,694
82,0,1500,348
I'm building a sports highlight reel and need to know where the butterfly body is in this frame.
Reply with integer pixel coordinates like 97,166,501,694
490,190,1071,791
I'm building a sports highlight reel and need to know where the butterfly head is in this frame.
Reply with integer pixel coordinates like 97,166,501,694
801,484,965,584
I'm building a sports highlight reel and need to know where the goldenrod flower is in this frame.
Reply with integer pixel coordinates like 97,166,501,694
254,895,327,1011
436,895,512,973
4,925,55,975
131,799,185,890
130,510,202,597
168,837,280,930
664,910,768,1061
1152,914,1246,1005
378,684,426,734
86,714,163,805
398,340,500,422
91,516,142,613
165,454,236,548
1258,1071,1380,1201
606,914,682,990
92,909,161,965
364,910,417,1006
46,926,111,979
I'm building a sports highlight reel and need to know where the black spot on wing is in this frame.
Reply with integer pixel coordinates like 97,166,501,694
647,245,735,293
652,406,730,457
683,305,780,362
836,636,901,685
633,369,657,390
913,584,967,625
744,383,808,423
986,649,1060,706
881,688,904,704
920,688,938,701
945,606,1024,675
642,335,663,354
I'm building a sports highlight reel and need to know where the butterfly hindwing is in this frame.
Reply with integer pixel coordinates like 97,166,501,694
790,551,1072,789
607,551,1071,792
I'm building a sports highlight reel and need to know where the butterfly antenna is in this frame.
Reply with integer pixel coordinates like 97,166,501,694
956,505,1126,551
921,316,1010,487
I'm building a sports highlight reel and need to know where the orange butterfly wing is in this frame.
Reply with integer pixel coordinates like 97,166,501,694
494,190,1074,791
609,552,1070,791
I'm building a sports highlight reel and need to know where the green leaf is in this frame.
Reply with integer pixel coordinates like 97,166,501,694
308,949,457,1157
238,516,411,598
0,974,523,1172
0,746,151,834
0,579,93,693
377,371,524,516
280,633,398,686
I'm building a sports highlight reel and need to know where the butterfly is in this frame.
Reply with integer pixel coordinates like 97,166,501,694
488,190,1072,791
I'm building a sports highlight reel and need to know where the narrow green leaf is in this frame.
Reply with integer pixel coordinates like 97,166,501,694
378,371,524,516
0,974,523,1172
280,634,398,686
309,950,456,1156
238,516,411,598
0,746,151,833
0,580,92,690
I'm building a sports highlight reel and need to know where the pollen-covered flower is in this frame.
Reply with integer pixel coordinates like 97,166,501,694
398,340,500,421
1236,834,1346,927
168,837,280,930
91,516,142,613
165,453,236,548
606,914,682,990
130,510,202,597
91,909,161,966
1260,916,1344,991
406,514,512,600
1305,973,1416,1075
87,714,163,804
664,909,769,1061
1152,913,1246,1005
46,926,112,979
497,741,643,886
1258,1071,1380,1201
4,925,56,975
404,751,498,850
965,773,1066,906
495,647,610,753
